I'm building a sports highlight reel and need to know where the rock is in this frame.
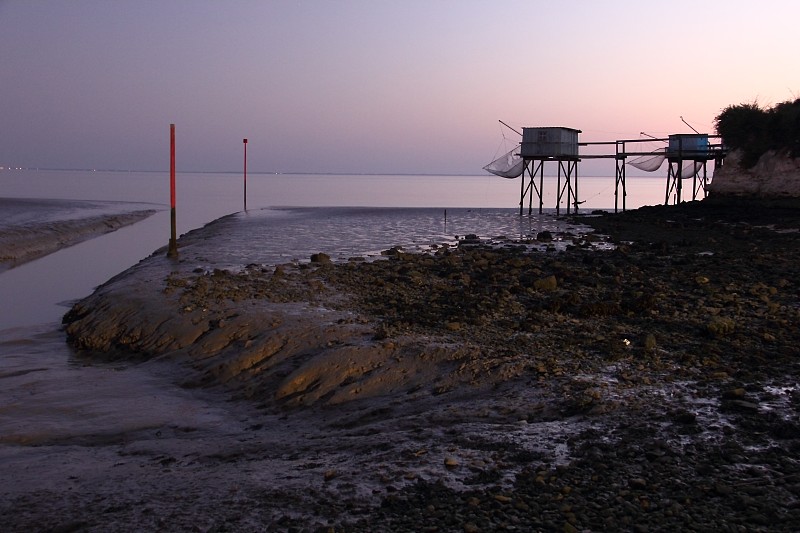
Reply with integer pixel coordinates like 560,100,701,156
381,246,403,256
706,317,735,337
708,149,800,199
715,483,733,495
460,234,481,246
444,457,459,469
722,387,746,399
644,333,657,352
672,409,697,424
310,252,331,264
537,231,553,242
725,399,760,412
629,478,647,490
533,275,558,291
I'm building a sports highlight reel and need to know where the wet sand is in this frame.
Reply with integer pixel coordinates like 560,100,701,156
0,198,158,271
4,199,800,531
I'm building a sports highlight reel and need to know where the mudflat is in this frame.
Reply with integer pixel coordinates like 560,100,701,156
0,197,157,270
5,200,800,531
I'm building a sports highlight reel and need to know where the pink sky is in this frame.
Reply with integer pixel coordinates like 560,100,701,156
1,0,798,175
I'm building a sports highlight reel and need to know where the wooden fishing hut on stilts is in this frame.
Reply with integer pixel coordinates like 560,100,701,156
664,134,725,205
518,127,581,215
581,134,726,212
484,122,726,214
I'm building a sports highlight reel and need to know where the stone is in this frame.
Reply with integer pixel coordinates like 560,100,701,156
444,457,459,469
722,387,746,399
643,333,657,352
381,246,403,256
726,399,759,412
672,409,697,424
708,149,800,199
310,252,331,264
706,317,735,337
715,483,733,495
533,275,558,291
629,478,647,490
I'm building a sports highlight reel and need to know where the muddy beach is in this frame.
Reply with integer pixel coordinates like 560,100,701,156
0,198,158,271
4,200,800,531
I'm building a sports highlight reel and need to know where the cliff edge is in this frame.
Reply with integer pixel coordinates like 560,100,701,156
708,149,800,204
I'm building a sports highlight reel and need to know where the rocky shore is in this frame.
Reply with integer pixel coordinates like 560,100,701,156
11,200,800,531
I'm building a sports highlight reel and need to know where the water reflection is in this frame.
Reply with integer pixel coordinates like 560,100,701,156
175,207,591,270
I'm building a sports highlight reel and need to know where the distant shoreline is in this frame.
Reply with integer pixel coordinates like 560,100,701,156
1,167,490,177
1,167,666,180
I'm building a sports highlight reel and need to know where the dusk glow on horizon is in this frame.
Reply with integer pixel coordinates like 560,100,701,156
2,0,798,175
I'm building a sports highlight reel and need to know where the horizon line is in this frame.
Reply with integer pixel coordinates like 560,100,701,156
0,167,666,179
1,167,491,177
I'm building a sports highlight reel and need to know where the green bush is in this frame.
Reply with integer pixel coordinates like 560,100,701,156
714,98,800,168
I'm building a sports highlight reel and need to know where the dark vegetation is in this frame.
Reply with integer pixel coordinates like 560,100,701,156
715,98,800,168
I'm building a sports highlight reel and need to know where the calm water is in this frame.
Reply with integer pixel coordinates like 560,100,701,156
1,169,667,216
0,169,668,329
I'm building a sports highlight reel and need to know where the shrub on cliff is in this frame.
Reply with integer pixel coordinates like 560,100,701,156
715,98,800,168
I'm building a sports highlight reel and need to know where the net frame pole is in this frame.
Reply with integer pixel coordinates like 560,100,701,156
572,160,579,214
535,161,544,215
676,138,684,204
614,140,627,213
556,163,562,216
519,161,527,216
666,162,675,205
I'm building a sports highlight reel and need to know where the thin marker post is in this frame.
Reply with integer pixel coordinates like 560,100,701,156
168,123,178,257
243,138,248,211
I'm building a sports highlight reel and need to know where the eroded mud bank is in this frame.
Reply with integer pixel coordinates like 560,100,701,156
0,197,157,270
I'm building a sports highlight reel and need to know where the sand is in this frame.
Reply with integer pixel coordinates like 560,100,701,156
3,200,800,531
0,198,158,270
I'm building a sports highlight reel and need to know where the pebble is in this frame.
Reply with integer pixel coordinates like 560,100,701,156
444,457,459,469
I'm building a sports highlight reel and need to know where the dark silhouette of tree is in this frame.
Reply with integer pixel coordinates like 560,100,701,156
715,98,800,168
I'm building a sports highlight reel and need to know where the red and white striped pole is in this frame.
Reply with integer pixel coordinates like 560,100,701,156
243,138,248,211
168,123,178,257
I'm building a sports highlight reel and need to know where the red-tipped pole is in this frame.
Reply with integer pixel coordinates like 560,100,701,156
243,138,248,211
168,124,178,257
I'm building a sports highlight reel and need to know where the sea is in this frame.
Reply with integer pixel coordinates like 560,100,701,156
0,169,668,329
0,169,667,453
